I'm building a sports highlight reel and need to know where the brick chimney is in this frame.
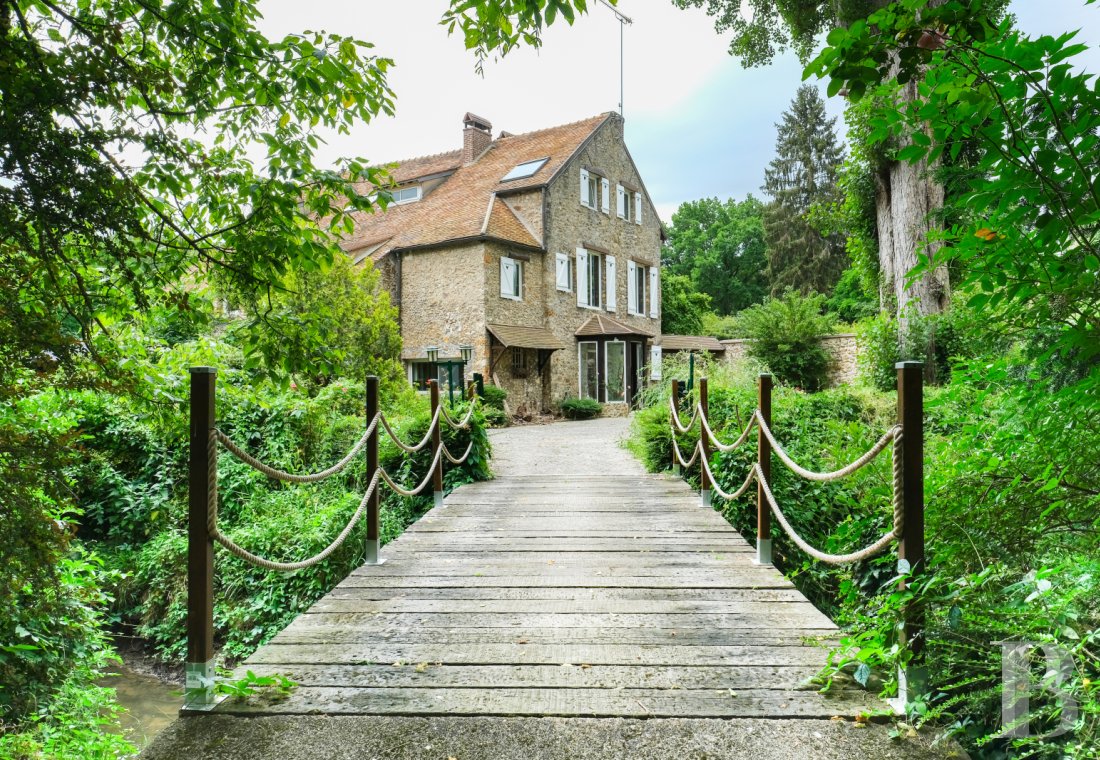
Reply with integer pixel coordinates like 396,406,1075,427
462,112,493,165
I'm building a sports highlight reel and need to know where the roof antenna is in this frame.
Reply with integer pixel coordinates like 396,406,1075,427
597,0,633,117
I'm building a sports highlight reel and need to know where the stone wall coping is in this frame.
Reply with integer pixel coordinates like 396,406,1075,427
717,332,856,346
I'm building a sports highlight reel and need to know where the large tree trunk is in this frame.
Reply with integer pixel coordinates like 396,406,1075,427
875,152,950,319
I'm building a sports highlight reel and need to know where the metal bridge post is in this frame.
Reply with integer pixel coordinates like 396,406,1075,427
755,373,773,566
699,377,711,508
893,361,926,709
364,375,384,566
670,379,681,477
429,379,444,509
186,367,217,710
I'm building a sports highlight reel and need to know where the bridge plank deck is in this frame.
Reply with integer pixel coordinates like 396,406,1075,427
229,440,884,719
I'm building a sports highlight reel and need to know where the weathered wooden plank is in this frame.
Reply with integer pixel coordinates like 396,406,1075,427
287,610,834,630
302,598,831,619
322,586,808,602
271,627,837,647
215,686,879,718
236,663,827,690
246,643,831,667
336,574,796,589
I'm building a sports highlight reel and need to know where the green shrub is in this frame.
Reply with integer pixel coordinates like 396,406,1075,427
826,267,878,323
480,384,508,411
560,397,602,420
737,289,837,391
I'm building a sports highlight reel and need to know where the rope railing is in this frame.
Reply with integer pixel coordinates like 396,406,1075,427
184,369,482,710
667,366,927,699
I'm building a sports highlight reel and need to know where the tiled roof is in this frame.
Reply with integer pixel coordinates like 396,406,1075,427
659,335,726,352
342,113,614,261
575,313,655,338
486,323,565,350
484,197,539,248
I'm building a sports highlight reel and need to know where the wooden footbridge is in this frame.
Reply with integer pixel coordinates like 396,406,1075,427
158,366,937,758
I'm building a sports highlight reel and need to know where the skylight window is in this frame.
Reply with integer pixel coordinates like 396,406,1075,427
501,157,548,182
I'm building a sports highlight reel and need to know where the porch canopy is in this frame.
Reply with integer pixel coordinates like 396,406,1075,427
486,323,564,350
658,334,725,353
487,323,564,375
575,313,654,339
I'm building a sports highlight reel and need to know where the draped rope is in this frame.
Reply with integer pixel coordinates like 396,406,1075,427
754,463,900,565
377,445,445,498
441,400,477,430
668,395,699,434
378,407,439,453
755,411,900,482
672,395,907,565
215,414,378,484
672,438,702,469
442,440,474,465
699,454,757,501
207,428,382,571
699,407,757,453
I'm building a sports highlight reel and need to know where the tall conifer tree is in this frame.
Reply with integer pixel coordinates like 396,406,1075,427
762,85,846,295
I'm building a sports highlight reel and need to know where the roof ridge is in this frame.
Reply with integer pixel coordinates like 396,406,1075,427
496,112,615,142
373,147,462,169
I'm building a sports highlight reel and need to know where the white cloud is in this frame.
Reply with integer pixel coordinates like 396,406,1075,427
256,0,730,163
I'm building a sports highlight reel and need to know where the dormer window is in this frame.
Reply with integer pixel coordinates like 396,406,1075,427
389,186,421,205
501,157,548,182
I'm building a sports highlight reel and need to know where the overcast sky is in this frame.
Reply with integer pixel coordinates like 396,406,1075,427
258,1,1100,222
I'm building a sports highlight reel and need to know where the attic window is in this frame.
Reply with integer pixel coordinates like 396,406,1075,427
501,157,548,182
389,186,421,205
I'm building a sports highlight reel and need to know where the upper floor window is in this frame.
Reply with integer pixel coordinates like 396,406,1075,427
575,248,603,309
616,184,632,222
580,169,610,213
390,185,421,205
627,260,647,316
502,157,548,182
500,256,523,300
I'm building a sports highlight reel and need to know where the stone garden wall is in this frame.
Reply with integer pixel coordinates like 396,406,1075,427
718,333,860,388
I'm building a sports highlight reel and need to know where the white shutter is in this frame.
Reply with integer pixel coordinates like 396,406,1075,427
634,192,643,225
627,260,637,314
616,184,625,218
500,258,516,298
605,255,617,312
650,345,663,380
576,247,588,307
580,168,590,207
555,253,570,291
648,267,659,318
600,177,610,214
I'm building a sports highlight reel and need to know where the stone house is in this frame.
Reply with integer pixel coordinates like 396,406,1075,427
342,112,664,415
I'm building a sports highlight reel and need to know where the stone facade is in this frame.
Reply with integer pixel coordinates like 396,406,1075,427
718,333,860,388
542,116,663,412
368,112,662,416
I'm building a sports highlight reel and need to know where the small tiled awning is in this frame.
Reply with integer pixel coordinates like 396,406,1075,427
658,335,726,352
487,324,565,350
575,314,655,338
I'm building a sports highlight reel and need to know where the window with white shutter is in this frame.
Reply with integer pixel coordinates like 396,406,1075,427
648,267,659,318
616,184,626,219
576,248,589,307
634,192,643,225
600,177,610,214
580,169,591,207
555,253,571,292
650,345,663,380
626,260,638,314
605,255,617,312
500,256,522,300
